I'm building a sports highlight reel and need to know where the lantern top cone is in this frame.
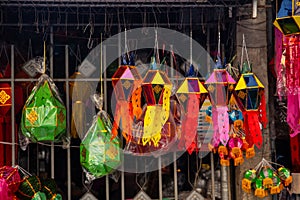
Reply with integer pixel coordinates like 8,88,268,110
205,68,236,85
177,77,208,94
142,70,172,86
235,73,264,91
112,55,142,102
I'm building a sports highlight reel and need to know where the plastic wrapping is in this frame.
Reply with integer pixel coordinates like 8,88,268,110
20,74,68,146
80,94,121,183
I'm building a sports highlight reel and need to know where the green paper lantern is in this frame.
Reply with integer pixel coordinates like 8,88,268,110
21,74,66,142
259,167,273,179
41,178,62,200
16,176,42,200
80,111,122,181
32,191,47,200
244,169,257,182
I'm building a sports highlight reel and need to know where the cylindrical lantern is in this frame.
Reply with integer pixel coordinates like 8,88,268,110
176,66,208,154
204,68,236,147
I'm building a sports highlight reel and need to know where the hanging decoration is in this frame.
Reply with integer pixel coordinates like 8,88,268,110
111,53,142,142
20,74,67,143
176,64,208,154
140,57,172,147
68,71,93,139
204,57,236,148
241,158,292,198
80,94,121,182
273,0,300,35
41,178,63,200
0,166,22,199
234,63,267,149
20,42,67,145
16,176,47,200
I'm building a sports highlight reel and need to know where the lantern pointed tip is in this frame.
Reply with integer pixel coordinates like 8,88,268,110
151,56,157,70
186,64,196,77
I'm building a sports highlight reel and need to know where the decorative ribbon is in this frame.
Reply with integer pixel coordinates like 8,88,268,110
258,91,268,129
287,93,300,137
212,106,230,147
143,87,171,147
112,87,142,142
243,110,263,149
112,100,133,142
180,94,199,154
275,28,286,98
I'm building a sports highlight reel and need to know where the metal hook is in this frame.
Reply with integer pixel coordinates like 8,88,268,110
83,20,94,49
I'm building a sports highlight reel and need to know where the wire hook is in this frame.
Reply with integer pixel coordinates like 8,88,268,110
83,20,94,49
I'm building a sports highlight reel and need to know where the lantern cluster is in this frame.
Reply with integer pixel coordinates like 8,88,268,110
242,159,292,198
206,62,267,167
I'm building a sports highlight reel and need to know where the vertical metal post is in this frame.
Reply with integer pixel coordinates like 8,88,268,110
158,156,163,200
10,45,15,166
170,45,174,79
118,32,125,200
210,152,215,200
65,45,72,200
50,26,55,179
173,152,178,200
103,45,110,200
221,166,229,200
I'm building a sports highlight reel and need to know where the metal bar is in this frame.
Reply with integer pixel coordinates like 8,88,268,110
65,45,72,200
221,166,229,200
173,152,178,200
50,26,55,179
118,31,126,200
10,45,15,166
210,152,215,200
158,156,163,200
103,44,110,200
0,3,250,8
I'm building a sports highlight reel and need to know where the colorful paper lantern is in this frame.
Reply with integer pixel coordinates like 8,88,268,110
0,166,21,195
204,64,236,147
235,64,267,149
80,105,121,181
68,71,93,139
111,54,142,142
41,178,62,200
21,74,67,142
241,158,293,197
16,176,47,200
176,65,208,154
273,0,300,35
141,59,172,147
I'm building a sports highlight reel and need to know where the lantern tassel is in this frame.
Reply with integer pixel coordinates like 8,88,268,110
212,106,230,147
258,91,268,129
243,110,263,149
112,100,133,142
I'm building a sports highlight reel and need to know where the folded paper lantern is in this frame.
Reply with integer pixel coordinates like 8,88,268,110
274,0,300,35
141,59,172,147
112,54,142,142
0,166,21,198
16,176,47,200
204,62,236,147
241,158,292,197
235,64,267,149
21,74,67,142
68,71,93,139
176,65,208,154
80,109,121,182
41,178,62,200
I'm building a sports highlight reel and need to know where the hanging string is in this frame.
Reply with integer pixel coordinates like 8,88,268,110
43,41,46,74
240,34,250,71
154,28,160,64
125,28,129,57
189,8,193,66
100,33,103,99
